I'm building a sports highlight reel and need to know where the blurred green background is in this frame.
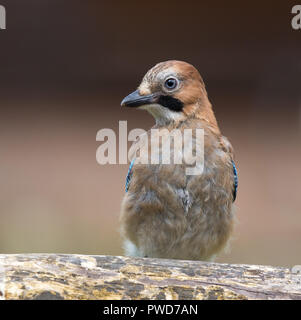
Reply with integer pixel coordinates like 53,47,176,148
0,1,300,267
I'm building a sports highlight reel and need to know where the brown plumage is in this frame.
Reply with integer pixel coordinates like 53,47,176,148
120,60,236,261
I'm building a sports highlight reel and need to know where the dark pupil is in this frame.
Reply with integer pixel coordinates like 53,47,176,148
165,78,176,89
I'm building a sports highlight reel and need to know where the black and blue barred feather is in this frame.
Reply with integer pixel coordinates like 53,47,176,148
232,160,238,202
125,159,135,192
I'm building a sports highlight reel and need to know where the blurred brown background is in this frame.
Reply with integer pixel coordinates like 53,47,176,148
0,1,300,267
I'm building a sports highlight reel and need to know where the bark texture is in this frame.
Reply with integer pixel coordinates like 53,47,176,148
0,254,300,300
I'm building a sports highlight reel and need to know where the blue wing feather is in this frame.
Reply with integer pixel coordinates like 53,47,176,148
125,159,135,192
232,160,238,202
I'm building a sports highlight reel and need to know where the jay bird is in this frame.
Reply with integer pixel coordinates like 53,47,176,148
120,60,237,261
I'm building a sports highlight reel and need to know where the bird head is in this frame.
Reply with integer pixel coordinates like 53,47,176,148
121,60,216,126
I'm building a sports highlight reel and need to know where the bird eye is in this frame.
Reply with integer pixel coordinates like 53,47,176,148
164,77,178,91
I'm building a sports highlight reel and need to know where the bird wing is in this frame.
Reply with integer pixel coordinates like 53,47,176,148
219,135,238,202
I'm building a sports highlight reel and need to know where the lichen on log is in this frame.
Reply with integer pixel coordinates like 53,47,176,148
0,254,300,300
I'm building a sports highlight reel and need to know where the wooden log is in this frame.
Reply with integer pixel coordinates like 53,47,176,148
0,254,300,300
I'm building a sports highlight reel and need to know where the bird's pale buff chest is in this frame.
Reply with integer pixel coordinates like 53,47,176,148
120,118,235,260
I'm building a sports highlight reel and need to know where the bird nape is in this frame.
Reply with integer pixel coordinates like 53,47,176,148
120,60,237,261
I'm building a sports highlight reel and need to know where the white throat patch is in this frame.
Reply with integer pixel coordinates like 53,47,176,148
140,104,185,126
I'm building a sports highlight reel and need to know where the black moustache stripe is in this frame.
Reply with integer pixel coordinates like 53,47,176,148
158,95,184,112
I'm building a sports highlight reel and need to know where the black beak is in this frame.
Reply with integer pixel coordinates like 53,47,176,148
121,90,158,108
